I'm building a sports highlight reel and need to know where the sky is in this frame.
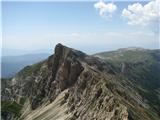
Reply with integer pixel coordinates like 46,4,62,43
2,0,160,55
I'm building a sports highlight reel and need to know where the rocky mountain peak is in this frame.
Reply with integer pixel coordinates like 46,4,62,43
1,44,160,120
54,43,86,60
54,43,64,56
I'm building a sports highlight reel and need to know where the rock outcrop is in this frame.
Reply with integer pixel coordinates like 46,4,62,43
1,44,160,120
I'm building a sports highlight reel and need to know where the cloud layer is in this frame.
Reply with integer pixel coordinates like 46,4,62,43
94,1,117,19
122,0,160,26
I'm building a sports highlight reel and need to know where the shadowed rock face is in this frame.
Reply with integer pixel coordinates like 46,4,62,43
51,43,84,90
30,44,85,110
1,44,160,120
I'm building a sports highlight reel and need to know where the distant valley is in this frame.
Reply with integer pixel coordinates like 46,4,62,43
1,53,50,78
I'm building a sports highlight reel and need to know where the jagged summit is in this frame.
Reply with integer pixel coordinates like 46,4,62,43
1,44,160,120
54,43,86,59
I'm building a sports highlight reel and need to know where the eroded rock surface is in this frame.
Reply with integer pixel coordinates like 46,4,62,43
2,44,160,120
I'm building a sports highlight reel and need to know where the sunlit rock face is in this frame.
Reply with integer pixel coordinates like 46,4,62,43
1,44,160,120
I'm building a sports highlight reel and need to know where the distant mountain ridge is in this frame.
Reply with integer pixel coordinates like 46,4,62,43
117,47,147,51
2,48,52,56
1,44,160,120
1,53,50,78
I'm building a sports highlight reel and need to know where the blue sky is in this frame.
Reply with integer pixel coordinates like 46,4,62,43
2,0,159,54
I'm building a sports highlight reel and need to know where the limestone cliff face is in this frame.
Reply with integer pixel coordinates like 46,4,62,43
29,44,85,110
21,43,129,120
2,44,160,120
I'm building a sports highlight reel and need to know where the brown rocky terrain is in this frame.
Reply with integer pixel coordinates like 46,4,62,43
1,44,160,120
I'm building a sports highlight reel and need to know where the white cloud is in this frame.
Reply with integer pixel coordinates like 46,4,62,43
122,0,160,26
94,0,117,19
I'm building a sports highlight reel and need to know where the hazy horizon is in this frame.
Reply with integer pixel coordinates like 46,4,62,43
2,0,159,55
2,44,159,56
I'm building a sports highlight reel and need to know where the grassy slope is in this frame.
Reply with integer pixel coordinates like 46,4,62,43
1,61,44,119
1,101,23,117
95,49,160,119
